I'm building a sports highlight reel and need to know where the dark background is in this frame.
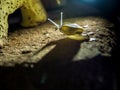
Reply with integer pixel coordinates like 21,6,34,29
9,0,120,23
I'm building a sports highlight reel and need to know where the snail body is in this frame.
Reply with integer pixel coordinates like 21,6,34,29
48,12,89,40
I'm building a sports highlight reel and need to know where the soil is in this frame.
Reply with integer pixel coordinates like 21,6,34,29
0,17,116,67
0,17,117,90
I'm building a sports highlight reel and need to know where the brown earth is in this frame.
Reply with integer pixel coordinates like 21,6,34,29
0,17,116,67
0,17,117,90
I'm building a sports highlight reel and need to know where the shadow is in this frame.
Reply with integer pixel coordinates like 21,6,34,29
0,56,116,90
0,38,117,90
33,38,82,64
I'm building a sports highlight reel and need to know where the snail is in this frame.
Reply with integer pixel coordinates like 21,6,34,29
48,12,89,40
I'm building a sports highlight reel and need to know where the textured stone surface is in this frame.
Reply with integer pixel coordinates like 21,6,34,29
0,0,47,47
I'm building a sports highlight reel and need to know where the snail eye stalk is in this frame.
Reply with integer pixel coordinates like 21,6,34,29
48,12,64,29
60,12,63,27
48,18,59,29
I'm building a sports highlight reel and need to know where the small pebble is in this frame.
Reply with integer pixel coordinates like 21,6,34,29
89,38,96,41
24,64,29,67
45,33,50,38
30,64,34,68
87,32,94,35
81,33,88,36
21,50,32,54
96,29,99,31
83,25,89,28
